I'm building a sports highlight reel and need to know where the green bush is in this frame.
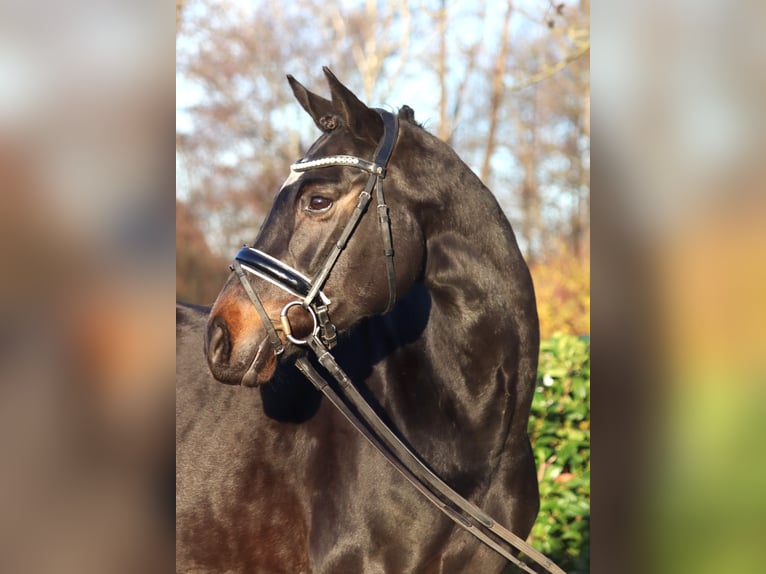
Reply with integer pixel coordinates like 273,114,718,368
516,333,591,573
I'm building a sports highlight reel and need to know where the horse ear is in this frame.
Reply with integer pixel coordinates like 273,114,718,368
287,74,336,131
322,67,382,143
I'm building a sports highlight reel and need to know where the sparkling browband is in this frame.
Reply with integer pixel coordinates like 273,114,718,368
291,155,384,175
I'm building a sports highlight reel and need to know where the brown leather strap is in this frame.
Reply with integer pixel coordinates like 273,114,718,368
298,337,567,574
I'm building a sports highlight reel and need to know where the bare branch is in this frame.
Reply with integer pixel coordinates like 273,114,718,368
506,38,590,93
480,0,514,183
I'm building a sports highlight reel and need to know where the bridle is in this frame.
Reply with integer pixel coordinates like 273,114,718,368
231,108,399,353
229,109,566,574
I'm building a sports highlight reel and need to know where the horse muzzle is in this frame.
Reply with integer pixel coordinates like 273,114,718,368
204,282,324,387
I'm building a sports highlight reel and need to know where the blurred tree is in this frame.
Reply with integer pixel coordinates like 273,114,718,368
319,0,414,102
529,240,590,339
176,199,228,305
176,0,589,299
480,1,515,185
176,0,185,32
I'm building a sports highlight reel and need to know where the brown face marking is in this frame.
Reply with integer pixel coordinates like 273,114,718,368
211,293,252,342
207,274,327,385
211,286,285,346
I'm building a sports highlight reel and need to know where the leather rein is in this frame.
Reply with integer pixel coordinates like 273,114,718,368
230,110,566,574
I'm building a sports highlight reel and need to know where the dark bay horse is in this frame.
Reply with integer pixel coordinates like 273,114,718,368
177,68,540,573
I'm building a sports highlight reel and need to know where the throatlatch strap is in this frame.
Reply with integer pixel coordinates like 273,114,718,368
372,110,398,313
375,177,396,313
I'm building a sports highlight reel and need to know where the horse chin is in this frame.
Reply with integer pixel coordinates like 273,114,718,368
240,337,279,387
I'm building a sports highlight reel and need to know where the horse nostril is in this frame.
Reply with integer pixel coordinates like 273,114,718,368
207,318,231,366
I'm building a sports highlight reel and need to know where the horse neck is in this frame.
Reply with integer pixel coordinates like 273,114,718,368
369,142,539,488
419,184,536,432
408,134,537,400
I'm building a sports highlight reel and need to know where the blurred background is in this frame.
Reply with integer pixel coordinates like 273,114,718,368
0,0,762,571
0,1,175,573
593,0,766,573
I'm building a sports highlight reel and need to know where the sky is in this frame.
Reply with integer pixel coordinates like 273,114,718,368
175,0,556,134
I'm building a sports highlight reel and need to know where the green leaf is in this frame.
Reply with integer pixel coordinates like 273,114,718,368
529,334,590,574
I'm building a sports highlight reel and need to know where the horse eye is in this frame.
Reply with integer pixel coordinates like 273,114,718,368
307,196,333,212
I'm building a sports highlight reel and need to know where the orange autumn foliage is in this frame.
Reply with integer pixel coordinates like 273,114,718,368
529,242,590,340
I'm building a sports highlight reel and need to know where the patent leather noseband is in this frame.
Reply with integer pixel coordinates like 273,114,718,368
234,247,318,301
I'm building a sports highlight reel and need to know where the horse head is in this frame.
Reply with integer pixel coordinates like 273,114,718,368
205,68,425,386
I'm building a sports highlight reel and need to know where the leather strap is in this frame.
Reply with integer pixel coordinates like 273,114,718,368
375,177,397,313
298,336,567,574
299,109,399,313
371,108,399,172
373,110,398,313
292,155,382,175
302,178,375,307
235,246,314,300
231,260,284,355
